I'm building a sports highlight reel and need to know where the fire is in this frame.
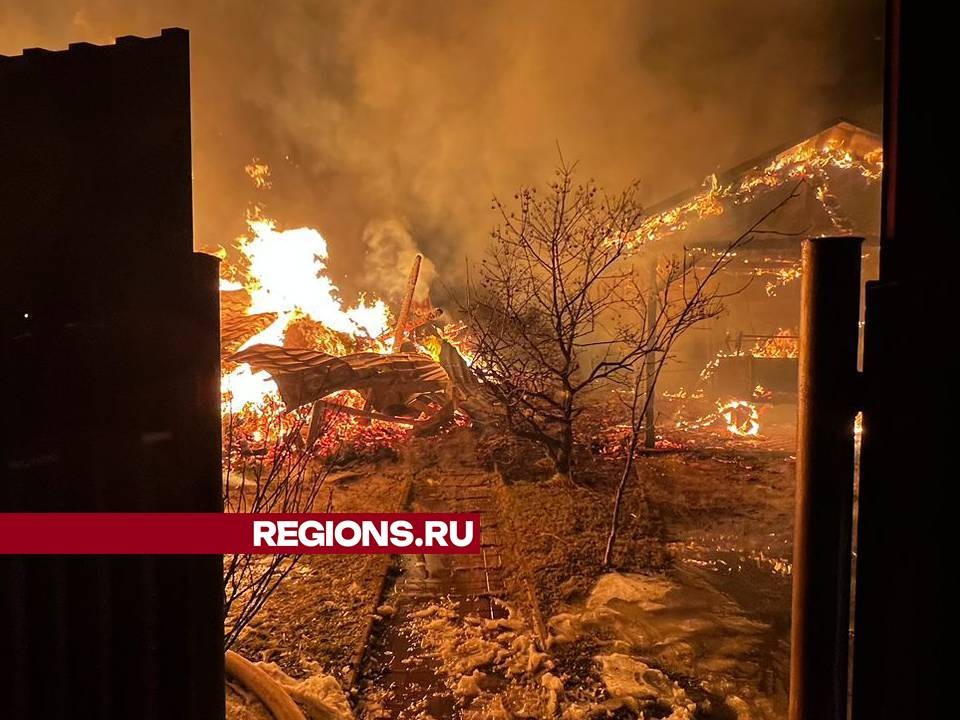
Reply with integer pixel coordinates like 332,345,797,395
221,215,391,411
242,218,389,339
749,328,798,359
673,398,761,437
719,399,760,437
244,159,272,189
759,264,802,296
626,131,882,250
221,363,276,412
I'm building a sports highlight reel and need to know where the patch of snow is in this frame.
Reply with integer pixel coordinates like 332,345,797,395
408,599,563,718
586,572,674,611
597,653,694,716
454,670,487,698
548,571,781,719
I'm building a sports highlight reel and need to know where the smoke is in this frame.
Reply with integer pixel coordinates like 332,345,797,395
0,0,881,301
359,219,435,302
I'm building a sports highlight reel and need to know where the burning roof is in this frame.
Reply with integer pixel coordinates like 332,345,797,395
631,120,882,254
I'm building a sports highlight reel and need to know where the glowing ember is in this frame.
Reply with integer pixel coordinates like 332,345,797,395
244,159,272,189
752,384,772,400
674,398,761,437
749,329,798,359
759,264,802,296
719,400,760,437
663,387,704,401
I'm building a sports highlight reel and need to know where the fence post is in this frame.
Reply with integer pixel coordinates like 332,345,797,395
789,236,862,720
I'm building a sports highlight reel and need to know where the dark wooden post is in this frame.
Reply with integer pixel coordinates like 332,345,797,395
789,236,862,720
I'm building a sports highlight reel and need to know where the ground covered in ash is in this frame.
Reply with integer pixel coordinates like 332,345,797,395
227,425,796,720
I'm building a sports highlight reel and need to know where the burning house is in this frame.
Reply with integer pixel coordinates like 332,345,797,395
643,121,882,437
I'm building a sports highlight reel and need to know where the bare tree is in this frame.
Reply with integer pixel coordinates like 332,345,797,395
459,158,746,481
221,403,341,650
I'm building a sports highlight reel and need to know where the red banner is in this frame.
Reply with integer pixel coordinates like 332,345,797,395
0,513,482,555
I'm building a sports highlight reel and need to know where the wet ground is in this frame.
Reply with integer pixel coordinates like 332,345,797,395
357,437,513,718
606,434,795,717
643,440,795,711
497,426,796,718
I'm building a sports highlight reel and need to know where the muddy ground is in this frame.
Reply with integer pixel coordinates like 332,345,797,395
227,423,796,720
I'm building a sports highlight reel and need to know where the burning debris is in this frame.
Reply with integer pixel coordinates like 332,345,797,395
219,214,490,455
220,288,278,357
749,329,799,359
220,214,392,415
232,345,450,427
243,158,273,190
671,398,762,438
204,135,867,720
667,331,799,439
633,124,881,443
719,399,761,437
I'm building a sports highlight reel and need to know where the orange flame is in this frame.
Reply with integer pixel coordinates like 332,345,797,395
221,215,391,411
627,134,882,250
719,399,760,437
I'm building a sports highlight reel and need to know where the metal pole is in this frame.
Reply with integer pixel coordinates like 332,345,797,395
789,236,862,720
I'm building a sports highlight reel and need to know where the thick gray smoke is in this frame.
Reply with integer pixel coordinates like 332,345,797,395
0,0,881,302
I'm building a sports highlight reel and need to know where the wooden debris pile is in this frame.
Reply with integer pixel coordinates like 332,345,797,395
230,340,492,436
222,254,496,436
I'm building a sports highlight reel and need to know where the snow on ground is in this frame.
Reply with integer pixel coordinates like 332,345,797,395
548,571,781,718
227,427,796,718
361,595,564,719
496,429,795,718
232,465,408,681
